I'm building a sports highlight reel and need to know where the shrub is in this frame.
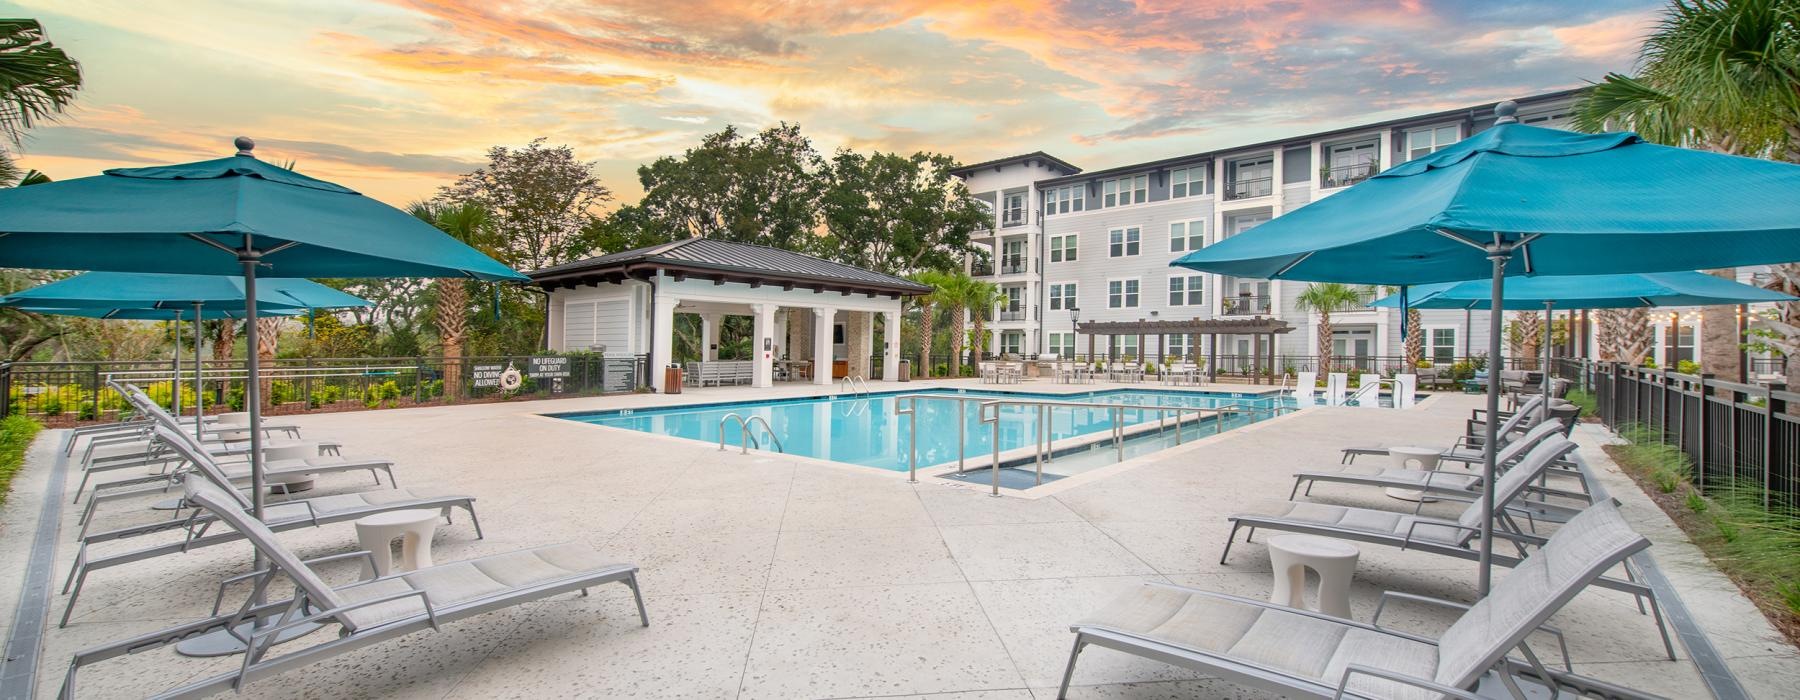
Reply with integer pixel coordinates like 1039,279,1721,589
0,415,43,506
40,393,63,416
1676,359,1701,375
308,384,342,409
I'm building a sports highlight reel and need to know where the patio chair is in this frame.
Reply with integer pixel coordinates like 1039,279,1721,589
979,362,998,384
1219,436,1675,659
1289,420,1592,517
59,424,482,627
1338,396,1548,467
1058,501,1663,700
61,475,646,698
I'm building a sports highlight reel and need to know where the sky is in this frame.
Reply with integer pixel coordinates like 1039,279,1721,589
3,0,1661,207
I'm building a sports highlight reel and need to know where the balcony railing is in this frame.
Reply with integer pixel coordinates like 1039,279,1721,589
1223,176,1273,201
999,260,1028,275
971,263,994,276
1001,209,1026,227
1321,162,1378,189
1222,294,1272,315
998,309,1028,322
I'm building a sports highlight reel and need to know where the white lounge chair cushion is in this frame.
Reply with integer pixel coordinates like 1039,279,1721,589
335,543,627,630
1247,501,1469,546
1305,464,1483,490
1077,584,1440,700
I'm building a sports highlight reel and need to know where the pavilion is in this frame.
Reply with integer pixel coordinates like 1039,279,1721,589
530,238,931,392
1075,317,1295,384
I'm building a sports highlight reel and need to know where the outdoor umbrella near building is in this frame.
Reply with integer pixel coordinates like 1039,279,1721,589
0,138,523,653
1170,102,1800,594
1370,271,1797,417
1,271,372,438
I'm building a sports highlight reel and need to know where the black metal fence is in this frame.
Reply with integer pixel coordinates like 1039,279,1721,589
1559,358,1799,508
0,354,649,424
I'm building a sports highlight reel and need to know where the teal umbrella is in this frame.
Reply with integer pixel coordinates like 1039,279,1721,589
1172,103,1800,594
0,138,517,654
1370,271,1796,414
2,271,371,436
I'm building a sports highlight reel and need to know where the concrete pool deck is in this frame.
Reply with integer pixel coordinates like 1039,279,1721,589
5,378,1799,698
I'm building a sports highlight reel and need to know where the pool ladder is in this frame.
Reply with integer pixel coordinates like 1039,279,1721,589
838,375,870,396
718,413,783,455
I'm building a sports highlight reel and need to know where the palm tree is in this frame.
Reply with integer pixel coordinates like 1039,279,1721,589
963,279,1005,363
411,201,493,399
1294,283,1370,373
936,272,976,377
0,19,81,147
907,270,954,377
1575,0,1800,385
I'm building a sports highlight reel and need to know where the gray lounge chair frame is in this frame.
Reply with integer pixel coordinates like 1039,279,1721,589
59,424,481,627
60,477,645,699
1293,420,1592,513
1222,436,1676,659
1059,502,1665,699
1339,396,1546,466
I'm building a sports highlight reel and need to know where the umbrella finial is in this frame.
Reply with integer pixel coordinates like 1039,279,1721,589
1494,100,1519,124
234,136,256,157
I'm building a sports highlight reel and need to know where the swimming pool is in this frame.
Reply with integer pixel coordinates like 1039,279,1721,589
551,388,1289,472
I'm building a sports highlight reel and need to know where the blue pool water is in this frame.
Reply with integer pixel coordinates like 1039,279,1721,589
551,388,1289,472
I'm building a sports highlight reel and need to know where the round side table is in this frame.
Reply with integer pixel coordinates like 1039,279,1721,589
1266,534,1359,618
1384,446,1443,502
354,509,441,576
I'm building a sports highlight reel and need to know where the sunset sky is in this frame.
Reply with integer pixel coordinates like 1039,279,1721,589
3,0,1661,207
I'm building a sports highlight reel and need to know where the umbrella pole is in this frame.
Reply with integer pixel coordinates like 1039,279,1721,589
1479,244,1511,597
241,256,265,522
193,301,205,441
1543,301,1554,422
171,310,182,416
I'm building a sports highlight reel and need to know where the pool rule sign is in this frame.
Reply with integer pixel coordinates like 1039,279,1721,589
529,356,571,393
471,364,505,388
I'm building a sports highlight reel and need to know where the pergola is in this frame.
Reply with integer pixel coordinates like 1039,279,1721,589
1075,317,1296,385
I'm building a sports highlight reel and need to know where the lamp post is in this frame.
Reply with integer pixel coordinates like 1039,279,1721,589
1069,307,1081,361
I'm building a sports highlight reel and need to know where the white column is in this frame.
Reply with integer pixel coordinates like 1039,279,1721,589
701,313,721,361
883,309,901,381
813,307,834,385
651,293,677,392
752,303,777,388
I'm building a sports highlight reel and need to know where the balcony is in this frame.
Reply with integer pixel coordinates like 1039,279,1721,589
999,260,1029,275
1223,176,1273,201
971,262,994,276
1222,294,1272,316
1321,161,1378,189
998,309,1028,322
1001,208,1026,227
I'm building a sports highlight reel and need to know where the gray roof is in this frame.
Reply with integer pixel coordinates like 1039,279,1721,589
949,151,1082,177
530,237,933,296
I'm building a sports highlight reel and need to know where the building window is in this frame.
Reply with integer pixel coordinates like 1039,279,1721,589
1406,125,1460,161
1224,211,1271,237
1429,327,1457,364
1001,331,1024,355
1044,184,1084,215
1322,139,1379,188
1170,166,1206,198
1169,220,1206,252
1101,174,1148,208
1001,285,1025,314
1165,333,1194,359
1519,108,1574,129
1109,227,1140,257
1001,191,1026,227
1048,332,1075,359
1108,279,1140,309
1168,275,1205,306
1049,283,1077,311
1050,234,1078,263
1117,335,1140,359
1225,155,1274,200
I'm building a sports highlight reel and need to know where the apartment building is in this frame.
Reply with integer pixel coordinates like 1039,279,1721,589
950,90,1592,371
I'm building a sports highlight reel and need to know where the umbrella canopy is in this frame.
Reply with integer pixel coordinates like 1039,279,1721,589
0,141,525,282
0,272,371,313
1171,118,1800,284
7,305,301,320
1369,271,1797,310
1169,102,1800,596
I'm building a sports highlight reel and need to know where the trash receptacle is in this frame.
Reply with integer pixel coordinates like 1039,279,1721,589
664,365,683,394
898,359,911,382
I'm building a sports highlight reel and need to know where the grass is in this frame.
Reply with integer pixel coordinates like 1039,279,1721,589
0,414,43,507
1564,387,1598,419
1606,422,1800,642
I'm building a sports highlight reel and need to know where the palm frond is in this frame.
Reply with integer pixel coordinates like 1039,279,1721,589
0,19,81,146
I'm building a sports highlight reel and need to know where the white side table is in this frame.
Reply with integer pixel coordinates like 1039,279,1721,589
1266,534,1359,618
1385,446,1444,502
354,509,440,576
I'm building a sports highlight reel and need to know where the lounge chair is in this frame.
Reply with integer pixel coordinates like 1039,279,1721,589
1058,501,1663,699
1294,420,1591,508
1220,435,1675,658
1338,395,1546,466
59,424,481,627
61,476,645,698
